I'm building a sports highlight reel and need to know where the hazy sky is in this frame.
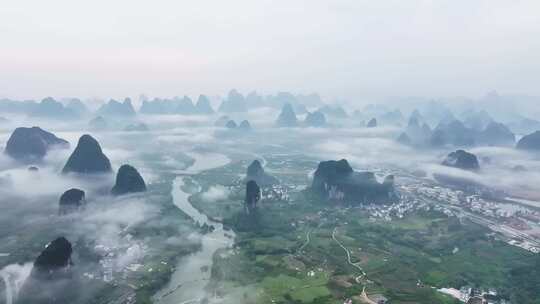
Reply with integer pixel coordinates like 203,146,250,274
1,0,539,101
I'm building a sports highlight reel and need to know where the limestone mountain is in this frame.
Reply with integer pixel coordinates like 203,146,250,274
478,122,515,146
32,237,73,277
97,98,136,117
58,188,86,215
404,116,432,146
397,132,412,145
462,110,493,131
0,98,37,114
238,120,252,131
111,164,147,195
88,116,108,131
516,131,540,151
245,180,261,214
219,89,247,112
508,118,540,135
18,237,75,303
421,123,432,137
65,98,89,116
30,97,77,119
366,118,377,128
140,97,187,114
175,96,196,114
245,160,278,186
4,127,69,162
312,159,396,204
304,111,327,127
275,103,298,127
430,120,476,147
409,109,423,123
225,120,238,129
442,150,480,171
195,95,214,114
62,134,112,174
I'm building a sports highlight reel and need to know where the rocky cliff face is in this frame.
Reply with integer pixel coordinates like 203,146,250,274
312,159,396,204
62,134,112,174
245,160,278,186
442,150,480,171
4,127,69,162
111,164,147,195
245,180,261,214
58,188,86,215
304,111,327,127
516,131,540,151
275,103,298,127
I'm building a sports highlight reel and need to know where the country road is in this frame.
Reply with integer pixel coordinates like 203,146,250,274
297,229,313,254
332,227,366,277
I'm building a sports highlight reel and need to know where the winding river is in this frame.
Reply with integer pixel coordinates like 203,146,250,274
154,153,234,304
1,271,13,304
0,263,32,304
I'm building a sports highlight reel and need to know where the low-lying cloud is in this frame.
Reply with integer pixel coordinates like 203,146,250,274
200,185,230,203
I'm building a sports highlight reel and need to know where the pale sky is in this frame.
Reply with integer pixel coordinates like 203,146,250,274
1,0,539,101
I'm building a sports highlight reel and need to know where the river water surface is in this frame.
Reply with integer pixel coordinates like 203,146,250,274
154,153,234,304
